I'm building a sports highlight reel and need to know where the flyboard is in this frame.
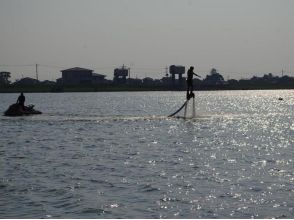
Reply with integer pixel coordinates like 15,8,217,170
168,92,196,119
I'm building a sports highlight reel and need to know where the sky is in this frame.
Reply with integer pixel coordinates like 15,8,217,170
0,0,294,81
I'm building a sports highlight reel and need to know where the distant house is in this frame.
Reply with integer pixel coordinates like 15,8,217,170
92,73,106,85
13,77,39,85
56,78,63,84
60,67,106,85
61,67,93,85
203,68,225,86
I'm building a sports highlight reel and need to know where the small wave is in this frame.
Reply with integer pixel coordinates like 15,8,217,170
8,156,26,159
53,202,80,209
81,208,110,215
89,179,114,188
140,184,160,193
159,196,181,203
0,183,7,189
1,114,168,122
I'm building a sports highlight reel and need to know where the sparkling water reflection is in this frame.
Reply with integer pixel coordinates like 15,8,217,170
0,90,293,218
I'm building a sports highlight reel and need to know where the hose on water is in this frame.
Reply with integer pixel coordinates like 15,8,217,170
168,100,188,117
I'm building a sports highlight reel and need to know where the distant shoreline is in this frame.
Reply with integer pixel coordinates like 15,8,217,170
0,84,293,93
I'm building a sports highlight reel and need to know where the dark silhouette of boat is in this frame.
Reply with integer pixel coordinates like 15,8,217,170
4,104,42,116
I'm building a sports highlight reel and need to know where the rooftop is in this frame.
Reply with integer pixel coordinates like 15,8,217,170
61,67,93,72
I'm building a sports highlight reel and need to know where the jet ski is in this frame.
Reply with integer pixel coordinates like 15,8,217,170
4,103,42,116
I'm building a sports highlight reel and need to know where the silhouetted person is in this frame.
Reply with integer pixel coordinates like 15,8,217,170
17,92,25,110
186,66,201,99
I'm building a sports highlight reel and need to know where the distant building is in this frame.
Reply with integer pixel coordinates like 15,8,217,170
203,68,225,85
169,65,185,87
113,65,129,84
0,71,11,85
61,67,93,85
56,78,63,85
60,67,106,85
92,73,106,85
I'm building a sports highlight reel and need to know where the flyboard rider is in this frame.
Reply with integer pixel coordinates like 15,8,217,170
186,66,201,99
167,66,201,118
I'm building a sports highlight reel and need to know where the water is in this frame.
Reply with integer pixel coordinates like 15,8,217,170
0,90,293,218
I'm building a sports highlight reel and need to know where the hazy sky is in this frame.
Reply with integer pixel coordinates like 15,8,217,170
0,0,294,81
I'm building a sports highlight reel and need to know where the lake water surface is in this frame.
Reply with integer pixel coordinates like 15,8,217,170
0,90,293,218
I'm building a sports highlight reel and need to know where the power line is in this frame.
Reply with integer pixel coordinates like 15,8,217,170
0,64,35,67
38,64,66,69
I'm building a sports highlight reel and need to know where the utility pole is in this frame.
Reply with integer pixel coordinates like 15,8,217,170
165,66,168,76
36,64,39,81
282,69,284,77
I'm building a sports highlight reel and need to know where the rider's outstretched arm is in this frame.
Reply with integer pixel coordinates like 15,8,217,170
193,73,201,78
